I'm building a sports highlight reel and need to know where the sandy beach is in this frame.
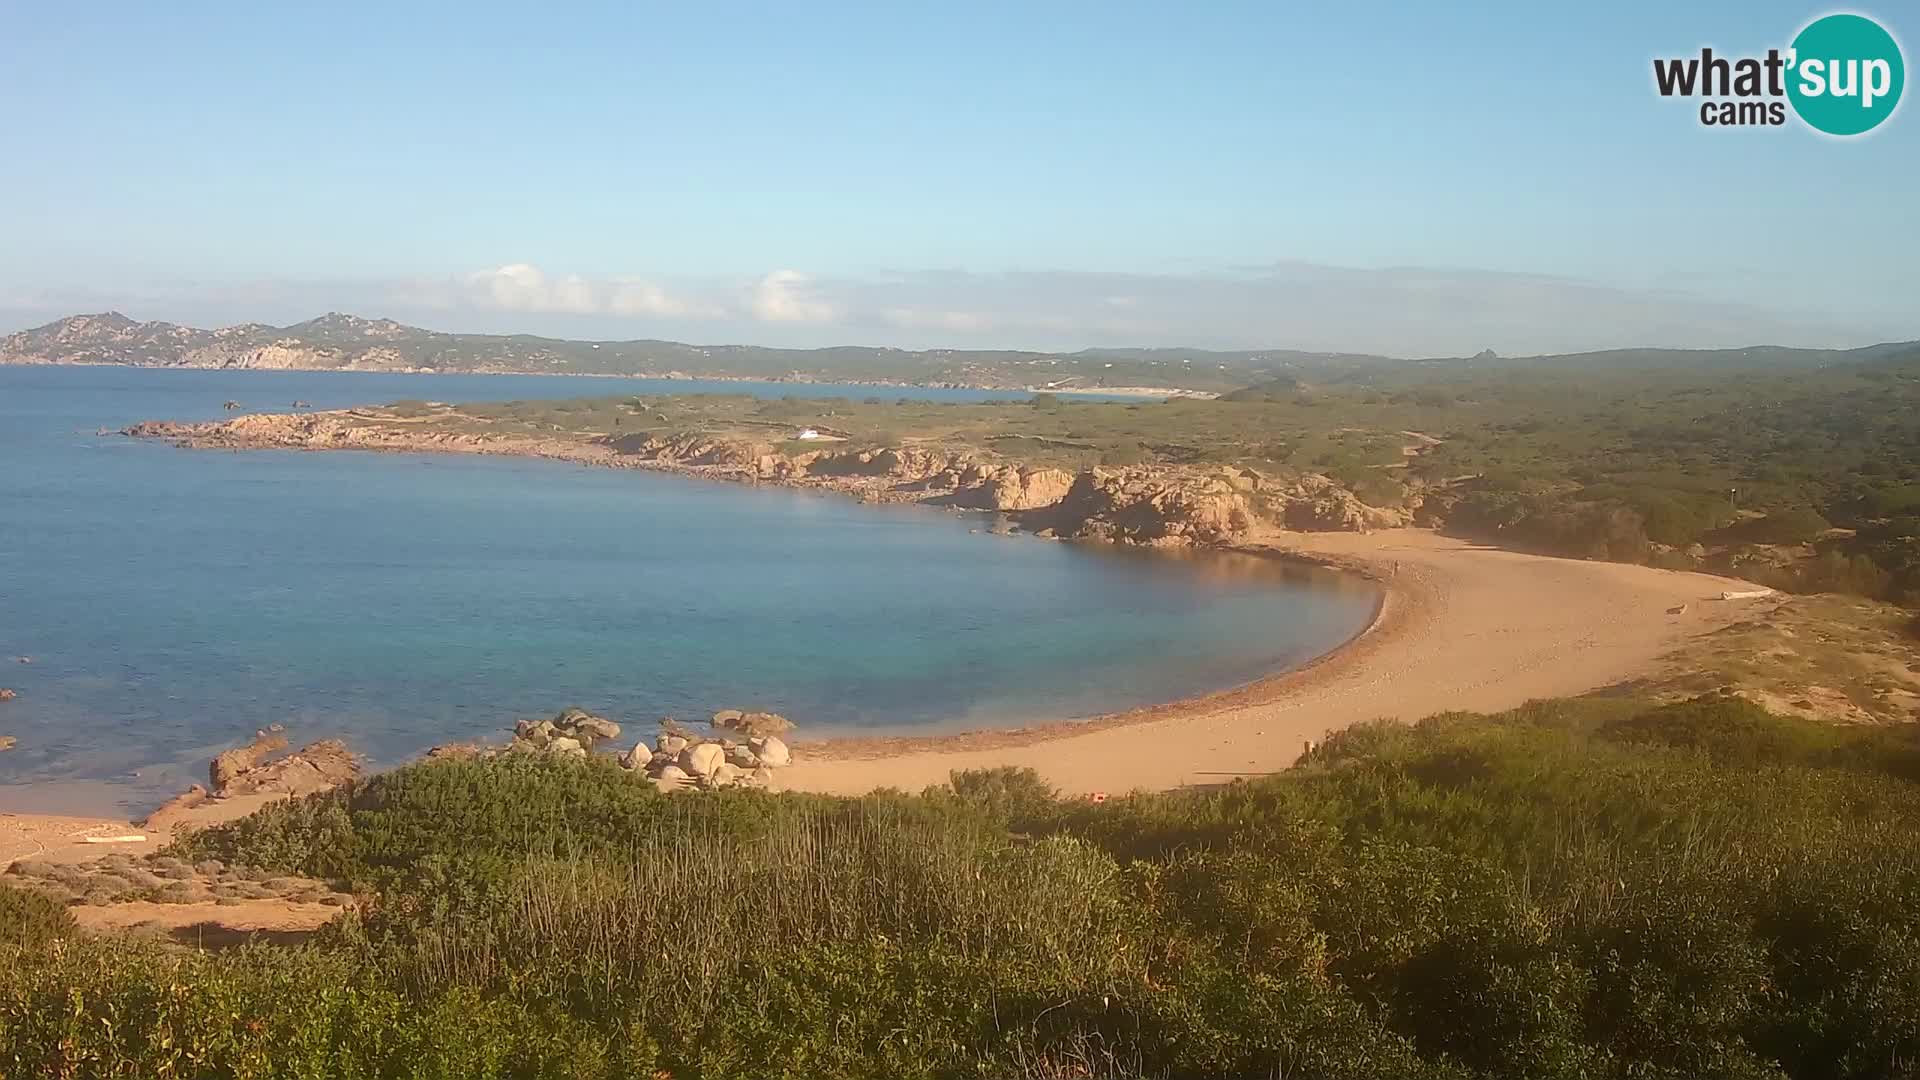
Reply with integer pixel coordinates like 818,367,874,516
2,527,1762,868
780,528,1760,797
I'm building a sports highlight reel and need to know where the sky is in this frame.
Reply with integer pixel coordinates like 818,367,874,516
1,1,1914,356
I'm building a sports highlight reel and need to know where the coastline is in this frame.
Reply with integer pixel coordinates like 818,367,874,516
779,528,1760,796
798,544,1400,762
2,528,1760,856
3,412,1763,843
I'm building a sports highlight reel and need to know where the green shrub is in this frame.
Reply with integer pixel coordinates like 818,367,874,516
24,696,1920,1078
0,885,76,948
1733,508,1833,545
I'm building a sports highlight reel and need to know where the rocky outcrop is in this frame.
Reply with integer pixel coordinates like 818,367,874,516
624,712,799,792
1020,467,1257,546
209,728,289,791
712,709,793,740
508,708,623,755
212,738,358,798
127,410,1413,548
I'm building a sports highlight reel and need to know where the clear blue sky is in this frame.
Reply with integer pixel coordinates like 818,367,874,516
1,1,1913,354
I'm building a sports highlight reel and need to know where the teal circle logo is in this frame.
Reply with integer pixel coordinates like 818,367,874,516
1787,13,1904,135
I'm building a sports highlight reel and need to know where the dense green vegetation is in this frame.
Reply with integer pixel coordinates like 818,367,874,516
9,695,1920,1078
398,342,1920,605
0,884,75,948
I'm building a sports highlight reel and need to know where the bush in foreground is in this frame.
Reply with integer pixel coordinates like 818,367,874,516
10,694,1920,1078
0,884,76,949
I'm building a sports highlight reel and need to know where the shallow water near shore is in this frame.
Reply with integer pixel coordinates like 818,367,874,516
0,366,1378,816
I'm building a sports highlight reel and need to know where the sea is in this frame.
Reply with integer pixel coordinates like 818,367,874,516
0,365,1378,815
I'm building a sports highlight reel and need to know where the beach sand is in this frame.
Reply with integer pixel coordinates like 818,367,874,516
2,528,1764,870
779,528,1762,797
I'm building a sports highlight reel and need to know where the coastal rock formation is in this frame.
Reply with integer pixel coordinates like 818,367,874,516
620,713,798,791
510,708,622,753
212,738,358,798
754,735,791,768
209,729,289,791
1274,473,1411,532
0,688,16,701
712,709,793,740
1017,467,1255,546
126,410,1413,548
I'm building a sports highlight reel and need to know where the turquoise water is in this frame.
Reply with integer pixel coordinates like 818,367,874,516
0,366,1378,815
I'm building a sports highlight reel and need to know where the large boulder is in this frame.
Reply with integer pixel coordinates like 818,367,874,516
680,742,725,779
211,738,358,798
209,729,289,793
715,710,794,740
728,745,760,770
513,718,557,748
657,733,690,757
552,708,621,746
707,761,741,789
754,736,792,768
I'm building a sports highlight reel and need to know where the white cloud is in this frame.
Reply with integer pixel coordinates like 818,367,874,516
467,264,600,314
608,277,722,319
749,270,837,324
6,261,1909,355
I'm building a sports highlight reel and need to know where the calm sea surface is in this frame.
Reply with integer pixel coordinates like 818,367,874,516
0,366,1377,814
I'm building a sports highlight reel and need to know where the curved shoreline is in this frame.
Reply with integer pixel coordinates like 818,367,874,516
3,529,1760,859
777,528,1761,797
8,410,1765,832
799,547,1401,761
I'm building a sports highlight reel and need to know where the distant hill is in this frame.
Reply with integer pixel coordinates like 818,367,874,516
0,312,1341,392
6,312,1913,394
1221,339,1920,400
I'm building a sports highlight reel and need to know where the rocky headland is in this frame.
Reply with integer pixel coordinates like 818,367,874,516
125,409,1409,547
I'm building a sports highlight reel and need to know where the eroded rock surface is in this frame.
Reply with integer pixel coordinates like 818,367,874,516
127,412,1414,549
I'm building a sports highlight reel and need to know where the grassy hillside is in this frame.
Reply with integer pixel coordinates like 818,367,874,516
6,694,1920,1078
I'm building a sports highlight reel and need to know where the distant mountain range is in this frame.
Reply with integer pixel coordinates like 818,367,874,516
4,312,1915,393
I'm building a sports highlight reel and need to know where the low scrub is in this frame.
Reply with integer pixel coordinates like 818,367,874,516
12,695,1920,1077
0,885,76,949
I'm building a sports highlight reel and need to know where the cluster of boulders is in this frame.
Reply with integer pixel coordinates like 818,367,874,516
508,706,624,756
442,706,796,794
621,710,793,793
